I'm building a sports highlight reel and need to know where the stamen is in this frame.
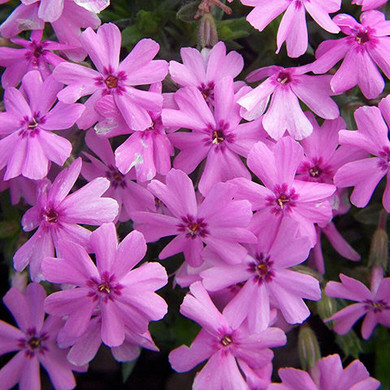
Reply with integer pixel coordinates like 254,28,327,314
105,75,118,89
220,335,232,346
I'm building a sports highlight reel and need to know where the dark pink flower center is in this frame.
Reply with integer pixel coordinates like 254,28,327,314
95,66,127,95
378,147,390,171
87,271,123,303
220,334,233,347
105,75,118,88
42,208,59,223
298,158,333,183
277,71,291,85
177,215,209,239
18,328,49,358
355,29,370,44
19,113,45,138
364,299,390,313
249,253,274,284
203,120,234,151
199,81,215,102
266,183,298,214
106,165,127,189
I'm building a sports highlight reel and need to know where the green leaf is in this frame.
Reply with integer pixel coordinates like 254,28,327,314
216,17,253,41
0,221,20,239
121,25,143,47
122,359,138,383
177,1,199,23
354,204,383,225
335,330,363,359
374,327,390,388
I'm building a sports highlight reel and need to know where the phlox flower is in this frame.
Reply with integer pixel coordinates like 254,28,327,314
352,0,387,11
169,41,244,105
201,218,321,330
13,157,118,281
268,354,380,389
0,30,71,88
169,282,286,390
238,65,339,140
81,130,156,221
42,223,168,348
53,22,168,130
334,95,390,212
325,273,390,339
312,10,390,99
0,71,84,180
164,77,266,195
238,0,341,58
0,0,102,62
0,283,85,390
0,173,37,206
132,168,256,267
232,137,336,245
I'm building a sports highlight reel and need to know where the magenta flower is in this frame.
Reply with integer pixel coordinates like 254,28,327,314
0,0,102,62
0,283,85,390
268,354,380,389
239,0,340,58
325,273,390,339
0,71,84,180
53,22,168,130
352,0,387,11
312,11,390,99
42,223,168,348
232,137,336,244
169,41,244,104
13,157,118,281
334,95,390,212
82,130,156,221
0,30,71,88
164,78,266,195
133,168,256,267
201,218,320,329
169,282,286,390
238,65,339,140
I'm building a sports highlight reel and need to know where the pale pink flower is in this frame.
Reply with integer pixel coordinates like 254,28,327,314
0,283,85,390
0,71,84,180
169,282,286,390
239,0,341,58
352,0,387,10
238,65,339,140
13,157,118,281
312,11,390,99
42,223,168,348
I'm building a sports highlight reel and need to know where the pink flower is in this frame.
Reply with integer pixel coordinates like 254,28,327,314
312,11,390,99
0,0,102,62
53,22,168,130
334,95,390,212
239,0,341,58
0,30,71,88
164,78,266,195
81,130,156,221
169,282,286,390
325,273,390,339
0,283,85,390
268,354,380,389
238,65,339,140
133,168,256,267
201,218,320,329
352,0,387,11
169,41,244,104
232,137,336,244
0,71,84,180
42,223,168,348
13,157,118,281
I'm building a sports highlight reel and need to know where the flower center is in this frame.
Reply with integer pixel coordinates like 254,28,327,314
18,328,49,358
105,75,118,89
378,147,390,171
212,130,225,144
277,71,291,85
249,253,274,284
266,183,298,214
199,81,215,101
177,215,209,239
355,29,370,44
364,299,389,313
19,114,44,138
106,165,126,189
309,166,321,178
87,271,123,303
220,334,233,347
98,281,111,294
43,208,59,223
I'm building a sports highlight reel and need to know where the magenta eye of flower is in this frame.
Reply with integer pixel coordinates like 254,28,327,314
199,81,215,100
277,194,290,208
266,183,299,214
97,281,111,294
87,271,123,302
364,299,390,313
106,165,126,189
43,209,59,223
27,336,41,349
105,75,118,89
249,253,274,284
378,147,390,171
309,166,321,178
19,328,49,358
355,29,370,44
212,130,225,144
220,334,233,347
277,71,291,85
177,215,209,239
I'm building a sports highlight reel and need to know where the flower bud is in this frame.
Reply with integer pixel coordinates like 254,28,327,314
298,326,321,371
198,13,218,49
368,210,388,270
317,290,337,324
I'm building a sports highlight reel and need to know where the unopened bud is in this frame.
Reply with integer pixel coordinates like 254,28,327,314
298,326,321,371
198,14,218,49
317,290,337,324
368,210,388,270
